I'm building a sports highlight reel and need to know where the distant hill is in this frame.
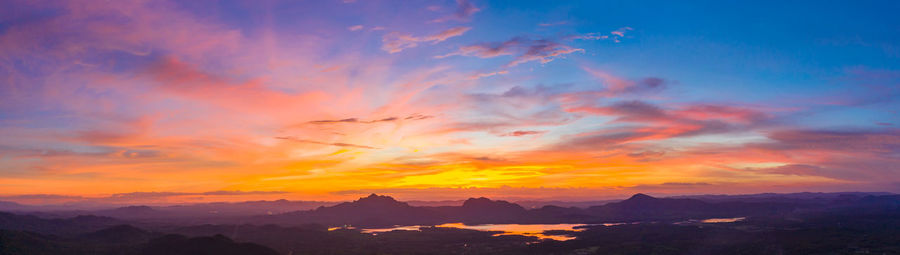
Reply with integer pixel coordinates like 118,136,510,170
0,211,123,236
262,194,445,227
142,234,279,255
5,192,896,229
0,219,279,255
254,193,899,227
514,199,618,209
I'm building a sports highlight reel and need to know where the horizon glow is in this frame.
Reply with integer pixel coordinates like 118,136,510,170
1,0,899,204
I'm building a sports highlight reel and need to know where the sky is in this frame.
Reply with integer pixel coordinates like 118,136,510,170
1,0,899,204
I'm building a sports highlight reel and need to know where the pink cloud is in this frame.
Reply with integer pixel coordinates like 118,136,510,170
382,27,471,53
501,130,547,137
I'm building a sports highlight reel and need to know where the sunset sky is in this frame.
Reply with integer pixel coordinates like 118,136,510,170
1,0,899,204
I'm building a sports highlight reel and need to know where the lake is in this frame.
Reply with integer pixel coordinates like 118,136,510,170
354,217,745,241
362,223,620,241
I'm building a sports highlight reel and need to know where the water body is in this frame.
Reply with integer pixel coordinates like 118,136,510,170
354,218,743,241
362,223,622,241
675,217,747,225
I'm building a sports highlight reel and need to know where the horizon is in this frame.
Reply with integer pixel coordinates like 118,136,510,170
2,191,895,208
2,0,899,203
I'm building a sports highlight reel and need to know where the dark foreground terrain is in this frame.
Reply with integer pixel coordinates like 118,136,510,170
1,193,898,255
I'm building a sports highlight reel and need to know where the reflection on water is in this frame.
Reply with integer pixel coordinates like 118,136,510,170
701,217,746,223
675,217,746,225
360,223,625,241
435,223,586,241
360,225,426,233
337,219,740,241
327,226,355,231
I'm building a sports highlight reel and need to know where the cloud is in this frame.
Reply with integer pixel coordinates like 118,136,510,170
627,150,666,159
382,27,471,53
454,0,481,19
275,136,379,149
431,0,481,23
582,68,667,95
468,70,508,80
308,114,432,124
437,37,583,66
761,129,900,155
347,25,364,31
1,191,292,205
501,130,547,137
508,40,584,66
309,118,361,124
610,26,633,37
570,27,634,43
435,38,521,59
563,100,776,147
405,114,435,120
538,21,568,27
107,190,289,198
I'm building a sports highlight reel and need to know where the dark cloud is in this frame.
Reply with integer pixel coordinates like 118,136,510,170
309,118,360,124
309,114,432,124
405,114,434,120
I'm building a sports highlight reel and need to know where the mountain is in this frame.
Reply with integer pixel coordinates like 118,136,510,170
262,194,444,227
93,205,159,219
258,193,807,227
0,211,123,236
0,221,279,255
454,197,529,223
514,200,618,209
142,234,279,255
80,224,153,243
586,193,798,221
0,201,32,212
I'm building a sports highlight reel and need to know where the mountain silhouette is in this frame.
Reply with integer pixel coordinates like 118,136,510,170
454,197,529,223
265,194,443,227
80,224,152,243
0,211,122,236
245,193,900,227
142,234,279,255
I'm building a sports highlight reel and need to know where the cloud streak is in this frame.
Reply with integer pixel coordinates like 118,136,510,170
437,37,584,66
382,27,471,53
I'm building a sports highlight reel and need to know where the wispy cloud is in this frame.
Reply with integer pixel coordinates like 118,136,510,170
431,0,481,23
382,27,471,53
275,136,379,149
570,26,634,43
501,130,547,137
437,37,583,66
